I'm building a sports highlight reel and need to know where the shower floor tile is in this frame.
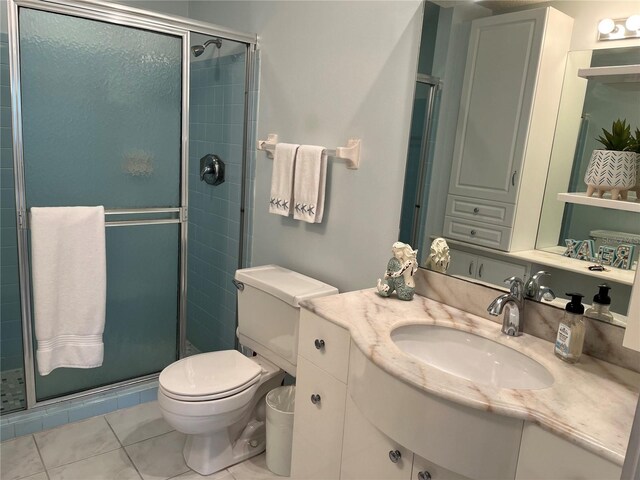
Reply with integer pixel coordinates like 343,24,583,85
1,401,279,480
0,368,26,414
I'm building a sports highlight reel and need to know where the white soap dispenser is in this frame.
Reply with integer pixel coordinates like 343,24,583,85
554,293,586,364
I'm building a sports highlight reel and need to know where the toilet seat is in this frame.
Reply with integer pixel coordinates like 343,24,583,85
159,350,263,402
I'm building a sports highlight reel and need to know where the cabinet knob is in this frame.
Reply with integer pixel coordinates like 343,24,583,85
314,339,325,350
388,450,402,463
417,471,432,480
310,394,321,405
473,207,479,214
470,230,477,236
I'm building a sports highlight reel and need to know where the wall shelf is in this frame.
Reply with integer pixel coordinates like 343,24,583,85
508,246,636,286
577,64,640,83
557,192,640,213
442,238,636,285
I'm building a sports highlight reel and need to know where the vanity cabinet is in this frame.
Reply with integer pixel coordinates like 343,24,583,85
292,307,627,480
290,309,351,479
447,247,528,285
446,7,573,252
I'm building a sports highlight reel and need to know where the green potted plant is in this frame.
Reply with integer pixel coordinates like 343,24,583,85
584,119,637,200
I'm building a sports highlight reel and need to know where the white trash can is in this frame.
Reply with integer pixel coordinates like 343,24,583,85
265,385,296,476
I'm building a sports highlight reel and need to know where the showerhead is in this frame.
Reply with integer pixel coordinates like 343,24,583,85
191,38,223,57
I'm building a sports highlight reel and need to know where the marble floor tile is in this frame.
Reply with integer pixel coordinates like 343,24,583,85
20,473,48,480
169,469,234,480
125,430,189,480
105,401,173,446
33,416,120,469
227,454,282,480
0,435,45,480
48,448,141,480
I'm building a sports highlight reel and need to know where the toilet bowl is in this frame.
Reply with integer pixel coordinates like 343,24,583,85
159,351,284,475
157,265,338,475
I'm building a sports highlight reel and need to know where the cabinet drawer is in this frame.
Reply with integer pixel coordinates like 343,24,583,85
412,455,469,480
446,195,515,226
291,356,347,480
341,395,413,480
444,216,512,251
299,309,351,383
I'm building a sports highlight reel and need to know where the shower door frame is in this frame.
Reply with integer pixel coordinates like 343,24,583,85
7,0,258,409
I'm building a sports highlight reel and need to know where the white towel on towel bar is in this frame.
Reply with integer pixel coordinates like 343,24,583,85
30,206,107,376
269,143,299,216
293,145,328,223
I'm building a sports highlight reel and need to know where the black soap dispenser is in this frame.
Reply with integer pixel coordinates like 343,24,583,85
554,293,586,364
585,284,614,323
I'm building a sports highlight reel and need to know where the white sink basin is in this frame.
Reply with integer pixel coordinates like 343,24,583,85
391,325,554,390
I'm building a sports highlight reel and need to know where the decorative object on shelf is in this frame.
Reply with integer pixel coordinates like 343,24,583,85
584,119,637,201
563,238,636,270
424,237,450,273
376,242,418,301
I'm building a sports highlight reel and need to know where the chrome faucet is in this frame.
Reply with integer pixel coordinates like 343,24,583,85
524,271,556,302
487,276,525,337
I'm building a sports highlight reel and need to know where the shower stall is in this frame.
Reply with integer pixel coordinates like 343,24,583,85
1,0,257,414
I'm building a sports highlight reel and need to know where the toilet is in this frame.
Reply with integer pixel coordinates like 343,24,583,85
157,265,338,475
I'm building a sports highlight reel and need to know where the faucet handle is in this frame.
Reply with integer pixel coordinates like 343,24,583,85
503,276,524,297
525,271,553,301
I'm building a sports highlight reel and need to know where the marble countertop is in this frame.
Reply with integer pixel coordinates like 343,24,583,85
301,289,640,466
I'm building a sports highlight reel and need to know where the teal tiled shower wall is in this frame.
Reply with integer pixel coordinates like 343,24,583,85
187,52,247,353
0,33,24,374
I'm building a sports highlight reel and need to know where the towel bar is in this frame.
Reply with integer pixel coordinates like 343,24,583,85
257,133,361,169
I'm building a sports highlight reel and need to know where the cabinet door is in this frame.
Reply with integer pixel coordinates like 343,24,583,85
447,248,477,280
341,395,412,480
412,455,469,480
448,9,546,203
290,356,347,480
476,256,527,286
516,424,621,480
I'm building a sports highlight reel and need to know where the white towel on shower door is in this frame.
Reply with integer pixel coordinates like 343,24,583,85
30,206,107,376
293,145,327,223
269,143,299,216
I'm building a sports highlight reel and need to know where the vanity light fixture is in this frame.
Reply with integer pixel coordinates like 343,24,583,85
597,15,640,41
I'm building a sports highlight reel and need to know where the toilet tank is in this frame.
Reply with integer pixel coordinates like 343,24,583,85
235,265,338,376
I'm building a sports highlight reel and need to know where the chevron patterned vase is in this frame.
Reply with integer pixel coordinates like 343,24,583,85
584,149,637,201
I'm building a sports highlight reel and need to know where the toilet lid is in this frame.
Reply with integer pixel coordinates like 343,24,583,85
159,350,262,400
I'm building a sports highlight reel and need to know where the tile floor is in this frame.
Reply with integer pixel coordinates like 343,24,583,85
0,402,283,480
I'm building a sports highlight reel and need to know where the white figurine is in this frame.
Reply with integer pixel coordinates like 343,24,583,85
425,237,450,274
376,242,418,301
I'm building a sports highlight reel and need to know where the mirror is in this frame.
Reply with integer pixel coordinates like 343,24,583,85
401,0,640,327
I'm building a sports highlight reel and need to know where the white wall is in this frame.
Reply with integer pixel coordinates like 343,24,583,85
188,1,424,292
111,0,189,18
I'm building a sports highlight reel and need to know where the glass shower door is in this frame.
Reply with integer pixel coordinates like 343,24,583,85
17,8,183,401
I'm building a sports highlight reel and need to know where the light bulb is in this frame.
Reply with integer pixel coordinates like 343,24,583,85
625,15,640,32
598,18,615,34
